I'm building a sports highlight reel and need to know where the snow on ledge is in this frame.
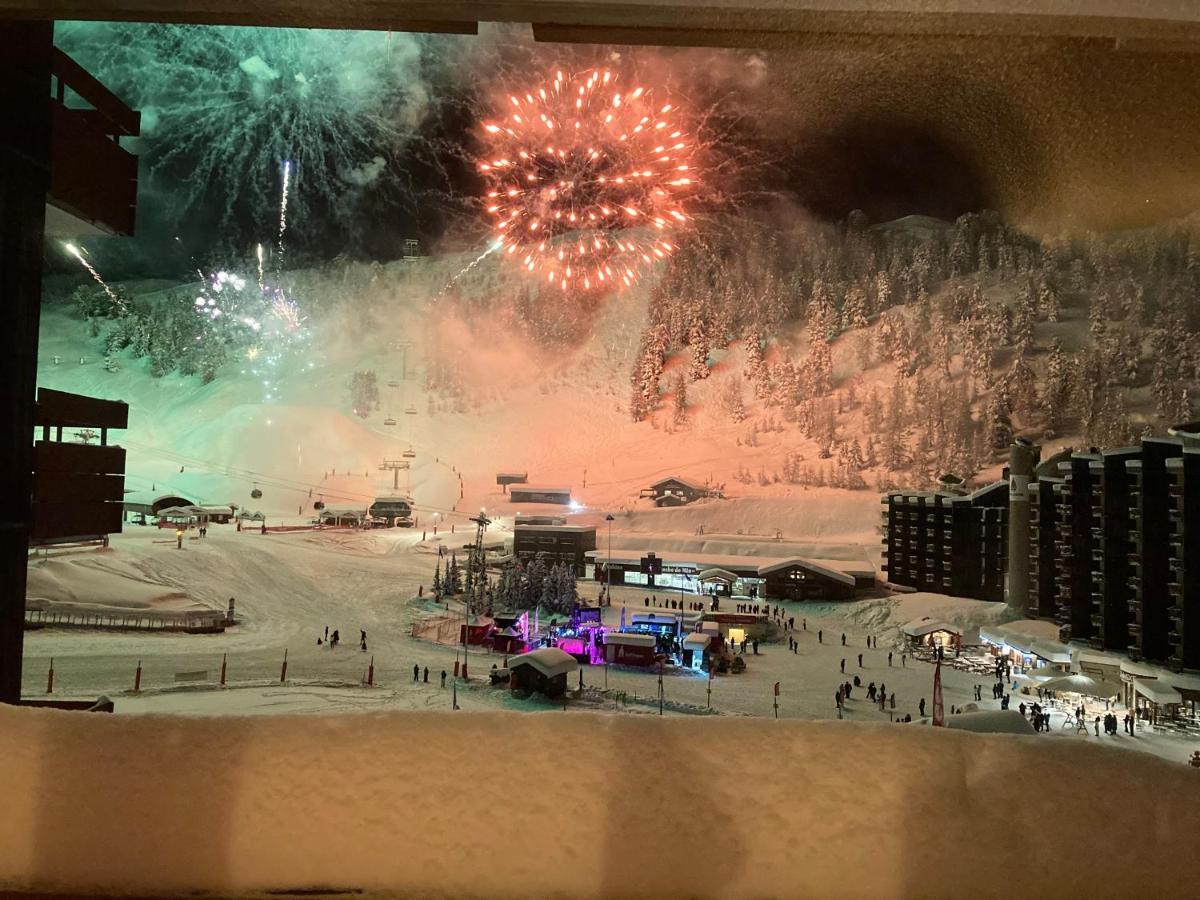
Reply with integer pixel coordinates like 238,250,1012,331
0,705,1194,898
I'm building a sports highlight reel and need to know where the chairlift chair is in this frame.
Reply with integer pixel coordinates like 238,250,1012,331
250,482,263,500
384,416,397,426
402,449,416,459
387,379,400,388
404,406,417,415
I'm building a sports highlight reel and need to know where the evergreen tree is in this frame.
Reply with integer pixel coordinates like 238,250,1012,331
672,371,688,426
687,319,710,381
103,351,121,373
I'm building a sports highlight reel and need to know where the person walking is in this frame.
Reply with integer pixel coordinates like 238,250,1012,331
331,629,339,648
857,653,863,668
818,630,823,644
840,658,845,674
888,651,893,667
802,618,807,631
423,666,429,683
324,625,329,642
413,663,420,682
901,654,906,667
841,633,846,646
919,697,926,717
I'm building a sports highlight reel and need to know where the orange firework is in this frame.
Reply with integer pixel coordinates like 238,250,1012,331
478,67,697,292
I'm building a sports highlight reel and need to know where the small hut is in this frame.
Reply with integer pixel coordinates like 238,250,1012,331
508,647,579,698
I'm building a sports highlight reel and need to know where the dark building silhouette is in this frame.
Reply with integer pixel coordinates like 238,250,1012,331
880,480,1007,602
513,523,596,575
1166,446,1200,671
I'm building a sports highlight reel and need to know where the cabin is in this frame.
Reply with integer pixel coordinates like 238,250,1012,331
368,495,413,526
902,618,962,649
509,485,572,505
757,558,856,602
646,475,713,506
508,647,579,698
319,507,366,526
603,632,659,667
681,632,713,670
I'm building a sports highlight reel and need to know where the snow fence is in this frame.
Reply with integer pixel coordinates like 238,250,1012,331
0,705,1195,898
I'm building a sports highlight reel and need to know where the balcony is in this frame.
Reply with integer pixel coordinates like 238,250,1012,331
47,48,140,237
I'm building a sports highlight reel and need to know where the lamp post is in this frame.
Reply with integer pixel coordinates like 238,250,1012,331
605,514,614,607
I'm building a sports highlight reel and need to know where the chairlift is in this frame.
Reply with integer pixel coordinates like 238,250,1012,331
250,482,263,500
384,416,397,426
387,379,400,388
404,406,418,415
313,500,325,511
402,449,416,459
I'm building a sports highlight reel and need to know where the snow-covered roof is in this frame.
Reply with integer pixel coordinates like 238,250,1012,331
156,506,197,518
681,633,711,649
514,523,595,533
756,557,855,586
901,618,958,638
605,632,658,647
509,647,578,680
698,568,739,582
630,610,701,625
585,549,864,584
1039,674,1122,697
649,475,708,492
511,485,572,493
1133,678,1182,705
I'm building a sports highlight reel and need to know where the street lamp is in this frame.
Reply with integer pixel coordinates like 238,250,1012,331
605,513,614,607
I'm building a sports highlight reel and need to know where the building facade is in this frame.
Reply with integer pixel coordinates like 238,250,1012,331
513,523,596,575
1036,435,1199,671
880,481,1007,602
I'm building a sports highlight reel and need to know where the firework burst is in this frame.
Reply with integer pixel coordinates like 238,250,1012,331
478,67,699,292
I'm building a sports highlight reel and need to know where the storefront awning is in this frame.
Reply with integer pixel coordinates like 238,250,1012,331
1134,679,1182,706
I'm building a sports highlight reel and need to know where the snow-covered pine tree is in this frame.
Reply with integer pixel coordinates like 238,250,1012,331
103,351,120,373
718,374,746,422
687,319,710,381
672,371,688,426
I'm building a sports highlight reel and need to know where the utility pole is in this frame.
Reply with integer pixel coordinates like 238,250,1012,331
605,513,614,607
467,510,492,618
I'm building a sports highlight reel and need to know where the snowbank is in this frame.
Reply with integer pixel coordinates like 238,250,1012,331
0,706,1194,898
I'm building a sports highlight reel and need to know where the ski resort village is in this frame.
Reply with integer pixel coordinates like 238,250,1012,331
3,4,1200,899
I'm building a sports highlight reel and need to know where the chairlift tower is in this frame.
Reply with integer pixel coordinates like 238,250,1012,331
378,457,411,493
467,511,492,615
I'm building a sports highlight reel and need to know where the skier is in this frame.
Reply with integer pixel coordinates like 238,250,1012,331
324,625,329,642
360,636,367,652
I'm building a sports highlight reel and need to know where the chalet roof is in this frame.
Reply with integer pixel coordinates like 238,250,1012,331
509,647,578,680
511,485,572,493
605,632,659,647
755,557,855,586
698,568,739,582
901,617,958,638
649,475,708,492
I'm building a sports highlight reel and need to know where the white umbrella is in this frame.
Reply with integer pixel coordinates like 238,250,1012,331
1039,674,1122,697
